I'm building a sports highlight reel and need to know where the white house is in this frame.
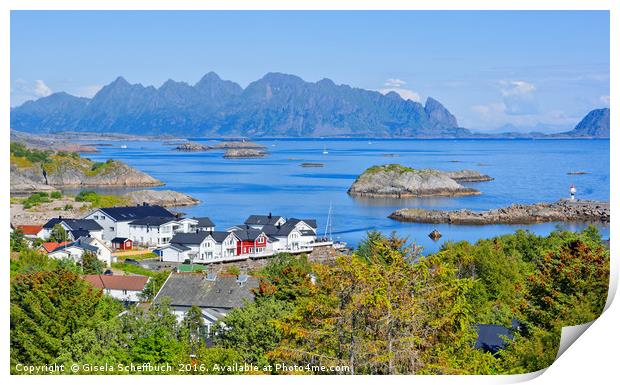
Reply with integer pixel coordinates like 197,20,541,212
261,218,317,252
47,237,114,266
153,272,258,335
83,204,175,242
39,218,104,241
191,217,215,232
159,231,238,263
83,274,149,303
127,216,197,247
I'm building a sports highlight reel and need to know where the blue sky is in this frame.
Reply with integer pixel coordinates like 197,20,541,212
10,10,609,132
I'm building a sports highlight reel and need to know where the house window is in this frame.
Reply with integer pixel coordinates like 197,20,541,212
123,290,127,295
109,227,114,231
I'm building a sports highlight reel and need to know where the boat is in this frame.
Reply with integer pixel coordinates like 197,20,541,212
120,145,127,149
322,145,329,154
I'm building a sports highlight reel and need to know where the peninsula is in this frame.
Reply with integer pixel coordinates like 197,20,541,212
347,164,492,198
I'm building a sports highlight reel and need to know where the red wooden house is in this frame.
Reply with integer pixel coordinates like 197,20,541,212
111,237,133,250
232,228,268,255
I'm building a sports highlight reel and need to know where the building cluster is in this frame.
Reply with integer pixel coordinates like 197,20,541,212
15,203,327,269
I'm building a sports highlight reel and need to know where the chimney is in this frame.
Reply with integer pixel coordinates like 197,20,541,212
268,212,272,219
58,215,63,220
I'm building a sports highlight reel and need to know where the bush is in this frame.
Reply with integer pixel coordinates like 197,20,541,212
51,191,62,199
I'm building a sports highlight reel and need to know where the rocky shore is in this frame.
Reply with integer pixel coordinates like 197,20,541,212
223,148,266,158
388,199,610,224
348,164,491,198
211,140,266,150
124,189,199,207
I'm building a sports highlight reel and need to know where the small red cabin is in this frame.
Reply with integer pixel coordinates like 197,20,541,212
112,237,133,250
235,232,268,255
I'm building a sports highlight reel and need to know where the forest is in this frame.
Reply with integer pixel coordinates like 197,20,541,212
10,226,609,374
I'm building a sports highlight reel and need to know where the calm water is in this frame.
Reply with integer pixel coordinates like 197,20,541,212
80,138,610,254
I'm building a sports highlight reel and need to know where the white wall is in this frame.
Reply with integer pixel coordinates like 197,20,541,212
105,288,142,303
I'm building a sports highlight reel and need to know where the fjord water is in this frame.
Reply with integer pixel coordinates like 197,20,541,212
84,139,609,254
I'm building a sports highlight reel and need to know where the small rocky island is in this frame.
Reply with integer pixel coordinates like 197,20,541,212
223,148,266,158
388,199,610,224
175,141,209,151
347,164,492,198
124,189,199,207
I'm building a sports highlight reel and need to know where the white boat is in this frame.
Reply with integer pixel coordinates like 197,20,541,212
120,145,127,149
322,145,329,154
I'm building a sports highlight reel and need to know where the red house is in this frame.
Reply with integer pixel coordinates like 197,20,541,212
111,237,133,250
232,228,268,255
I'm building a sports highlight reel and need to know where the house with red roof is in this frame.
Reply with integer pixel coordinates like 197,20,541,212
16,225,43,239
82,274,149,303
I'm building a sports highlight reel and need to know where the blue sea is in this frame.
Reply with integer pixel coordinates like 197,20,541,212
80,138,610,254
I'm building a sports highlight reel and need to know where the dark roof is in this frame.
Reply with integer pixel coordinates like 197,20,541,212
230,228,265,241
262,222,297,236
167,243,191,252
208,231,234,243
43,218,103,230
475,324,515,354
193,217,215,228
154,273,259,309
69,229,91,239
97,205,175,222
288,218,318,229
129,216,177,226
111,237,130,243
169,231,211,245
50,239,99,254
244,214,283,226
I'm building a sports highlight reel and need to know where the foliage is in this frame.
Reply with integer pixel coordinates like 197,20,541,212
48,224,68,243
11,228,28,252
81,251,106,275
112,262,158,277
22,192,52,209
50,191,62,199
140,271,172,301
10,142,52,164
256,253,313,301
75,190,128,207
214,297,292,368
10,269,122,370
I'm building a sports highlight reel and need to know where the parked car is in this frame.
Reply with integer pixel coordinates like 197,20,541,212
103,269,113,275
124,258,141,266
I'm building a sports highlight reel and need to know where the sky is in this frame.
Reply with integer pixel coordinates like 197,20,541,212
10,10,610,132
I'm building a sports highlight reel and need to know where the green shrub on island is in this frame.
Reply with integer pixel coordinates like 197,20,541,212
75,190,128,207
10,142,52,164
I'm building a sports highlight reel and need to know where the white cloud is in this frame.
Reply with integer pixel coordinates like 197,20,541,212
499,80,535,97
377,78,420,102
378,87,421,102
384,78,407,87
11,79,53,106
34,80,52,97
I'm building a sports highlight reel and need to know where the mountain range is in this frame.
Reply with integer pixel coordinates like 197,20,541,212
10,72,610,138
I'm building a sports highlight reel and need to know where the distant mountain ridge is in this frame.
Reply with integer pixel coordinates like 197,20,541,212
11,72,470,137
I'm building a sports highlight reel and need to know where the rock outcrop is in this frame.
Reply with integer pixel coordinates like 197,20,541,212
347,164,490,198
175,142,209,151
388,199,610,224
223,148,267,158
212,141,266,149
11,152,163,194
124,189,199,207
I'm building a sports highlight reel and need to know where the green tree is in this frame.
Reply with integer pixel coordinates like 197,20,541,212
81,251,105,275
214,297,292,368
10,228,27,252
140,271,171,301
10,270,122,370
48,224,68,243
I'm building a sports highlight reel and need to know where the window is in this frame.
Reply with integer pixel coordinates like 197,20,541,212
109,227,114,231
122,290,127,295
